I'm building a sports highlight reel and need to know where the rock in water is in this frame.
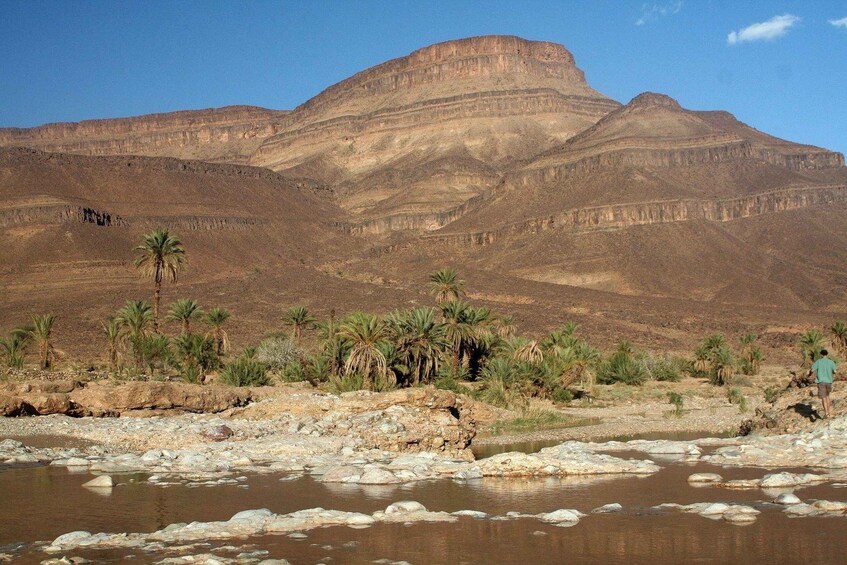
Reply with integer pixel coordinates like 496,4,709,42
82,475,113,489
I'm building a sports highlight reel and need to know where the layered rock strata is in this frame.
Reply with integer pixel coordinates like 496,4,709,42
0,106,288,163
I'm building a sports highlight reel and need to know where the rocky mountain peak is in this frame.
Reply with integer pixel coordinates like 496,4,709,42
627,92,683,110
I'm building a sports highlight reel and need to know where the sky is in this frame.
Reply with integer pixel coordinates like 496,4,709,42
1,0,846,155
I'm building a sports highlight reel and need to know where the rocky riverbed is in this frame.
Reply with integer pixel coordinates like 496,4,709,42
4,379,847,563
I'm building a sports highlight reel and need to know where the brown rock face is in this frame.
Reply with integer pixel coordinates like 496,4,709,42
250,36,619,225
0,105,288,164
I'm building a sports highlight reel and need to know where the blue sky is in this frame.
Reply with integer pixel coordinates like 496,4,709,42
1,0,846,155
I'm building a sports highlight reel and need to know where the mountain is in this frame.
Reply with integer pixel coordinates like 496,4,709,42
1,36,847,358
0,106,288,164
400,92,847,309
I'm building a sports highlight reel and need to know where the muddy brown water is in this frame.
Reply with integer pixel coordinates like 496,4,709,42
2,460,846,564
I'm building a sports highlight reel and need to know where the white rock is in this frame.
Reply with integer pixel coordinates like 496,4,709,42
52,531,93,546
592,503,623,514
773,493,802,505
538,509,584,523
82,475,113,489
385,501,427,514
688,473,723,484
452,510,488,519
229,508,274,522
761,472,821,488
811,500,847,513
359,468,400,485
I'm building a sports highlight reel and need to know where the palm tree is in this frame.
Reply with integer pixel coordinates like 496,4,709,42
440,300,474,376
337,312,390,390
429,268,465,305
799,329,825,367
388,307,448,385
709,344,736,386
134,228,186,333
29,313,57,370
831,321,847,355
512,338,544,366
739,334,756,356
116,300,153,369
167,299,202,335
103,317,122,371
205,307,231,356
282,306,316,343
492,315,517,340
0,327,31,369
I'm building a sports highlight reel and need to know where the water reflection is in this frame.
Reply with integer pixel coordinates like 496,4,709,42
2,460,846,564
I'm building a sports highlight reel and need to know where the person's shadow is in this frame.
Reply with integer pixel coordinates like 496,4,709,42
789,402,822,422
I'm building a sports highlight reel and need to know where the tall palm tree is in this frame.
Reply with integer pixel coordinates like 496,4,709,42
29,313,57,370
134,228,186,333
103,317,122,371
429,268,465,305
0,327,31,369
440,300,474,376
337,312,390,390
205,307,231,356
282,306,316,343
388,307,448,385
831,321,847,355
116,300,153,369
167,298,203,335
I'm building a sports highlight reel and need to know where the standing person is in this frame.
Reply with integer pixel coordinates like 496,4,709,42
811,349,838,419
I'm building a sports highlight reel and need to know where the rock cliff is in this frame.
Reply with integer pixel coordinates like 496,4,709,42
0,105,288,163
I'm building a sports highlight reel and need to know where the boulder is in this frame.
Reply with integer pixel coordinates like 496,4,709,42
773,493,802,505
201,424,234,442
0,392,25,416
82,475,113,489
68,382,254,414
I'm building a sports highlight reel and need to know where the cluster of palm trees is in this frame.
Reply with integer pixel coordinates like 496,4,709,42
0,314,57,370
800,323,847,366
100,228,230,380
693,334,742,386
260,270,604,407
104,298,230,380
7,225,847,410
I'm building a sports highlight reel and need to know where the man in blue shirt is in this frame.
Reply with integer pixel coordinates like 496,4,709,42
811,349,838,419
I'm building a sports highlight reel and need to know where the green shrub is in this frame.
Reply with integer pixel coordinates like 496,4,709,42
281,362,307,383
551,386,574,404
220,357,270,387
180,364,202,384
328,372,364,394
667,392,684,417
257,336,304,373
764,386,781,404
434,374,463,394
727,387,747,412
646,354,684,382
597,344,647,386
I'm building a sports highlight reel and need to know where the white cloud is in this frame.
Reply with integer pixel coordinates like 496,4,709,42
727,14,801,45
635,1,683,26
830,16,847,28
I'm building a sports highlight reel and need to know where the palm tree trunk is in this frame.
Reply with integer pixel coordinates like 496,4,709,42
153,279,161,334
40,341,48,370
452,345,460,377
364,357,373,391
182,319,189,335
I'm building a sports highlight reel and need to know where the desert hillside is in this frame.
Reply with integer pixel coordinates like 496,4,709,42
1,36,846,361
